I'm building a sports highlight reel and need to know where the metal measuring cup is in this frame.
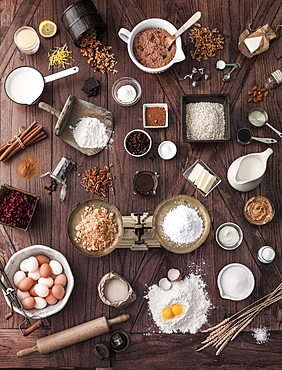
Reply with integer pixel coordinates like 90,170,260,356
237,128,277,145
248,108,282,138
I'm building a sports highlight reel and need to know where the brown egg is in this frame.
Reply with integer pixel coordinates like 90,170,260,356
29,284,38,297
54,274,67,287
40,263,52,278
35,255,50,266
52,285,65,300
18,277,33,291
45,290,58,305
21,296,35,309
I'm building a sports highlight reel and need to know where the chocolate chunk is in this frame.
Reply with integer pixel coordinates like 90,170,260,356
81,76,100,97
85,76,99,90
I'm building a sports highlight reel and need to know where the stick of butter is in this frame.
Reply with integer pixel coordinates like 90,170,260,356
196,170,210,189
188,163,204,183
199,173,216,194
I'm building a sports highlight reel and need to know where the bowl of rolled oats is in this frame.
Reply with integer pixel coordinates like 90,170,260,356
181,94,230,143
67,199,123,257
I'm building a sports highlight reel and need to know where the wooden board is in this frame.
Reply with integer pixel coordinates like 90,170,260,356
0,0,282,368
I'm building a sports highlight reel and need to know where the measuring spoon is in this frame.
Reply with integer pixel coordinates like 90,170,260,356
216,60,237,70
248,108,282,139
237,128,277,145
223,63,241,82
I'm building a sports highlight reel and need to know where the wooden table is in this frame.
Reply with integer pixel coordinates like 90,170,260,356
1,0,282,368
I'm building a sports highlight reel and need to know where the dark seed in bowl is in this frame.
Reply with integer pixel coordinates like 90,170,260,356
126,131,150,155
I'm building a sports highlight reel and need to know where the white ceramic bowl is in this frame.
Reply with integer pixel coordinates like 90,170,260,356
217,263,255,301
1,245,74,318
118,18,185,74
215,222,243,250
112,77,142,106
143,103,168,128
124,129,152,157
158,141,177,160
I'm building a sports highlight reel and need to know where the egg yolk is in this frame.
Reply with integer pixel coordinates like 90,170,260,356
172,304,182,316
162,307,174,319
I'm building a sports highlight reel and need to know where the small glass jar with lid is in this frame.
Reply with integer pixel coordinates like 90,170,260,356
258,246,275,263
264,68,282,89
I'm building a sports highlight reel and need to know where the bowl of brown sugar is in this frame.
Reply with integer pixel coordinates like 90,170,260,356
143,103,168,128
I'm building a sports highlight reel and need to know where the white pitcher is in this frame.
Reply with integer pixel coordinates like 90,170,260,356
227,148,273,192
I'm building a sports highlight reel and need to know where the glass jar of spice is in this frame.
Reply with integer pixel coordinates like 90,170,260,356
264,67,282,89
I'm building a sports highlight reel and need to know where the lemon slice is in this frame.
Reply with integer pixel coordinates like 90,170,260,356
39,21,57,38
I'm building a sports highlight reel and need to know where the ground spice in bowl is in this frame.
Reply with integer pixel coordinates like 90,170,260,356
145,107,166,127
16,151,39,180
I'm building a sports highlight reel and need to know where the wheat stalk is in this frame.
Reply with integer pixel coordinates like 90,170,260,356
197,283,282,356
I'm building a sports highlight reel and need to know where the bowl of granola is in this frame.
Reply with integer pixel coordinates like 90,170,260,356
67,199,123,257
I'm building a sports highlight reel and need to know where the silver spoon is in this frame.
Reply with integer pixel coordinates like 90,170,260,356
223,63,241,82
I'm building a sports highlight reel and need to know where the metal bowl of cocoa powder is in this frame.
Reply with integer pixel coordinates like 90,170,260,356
124,129,152,157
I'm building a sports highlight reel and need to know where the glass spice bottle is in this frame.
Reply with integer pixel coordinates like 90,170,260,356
264,67,282,89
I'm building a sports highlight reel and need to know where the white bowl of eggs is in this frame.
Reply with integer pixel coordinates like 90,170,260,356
2,245,74,318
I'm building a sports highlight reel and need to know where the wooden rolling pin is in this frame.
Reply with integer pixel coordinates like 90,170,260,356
17,314,130,357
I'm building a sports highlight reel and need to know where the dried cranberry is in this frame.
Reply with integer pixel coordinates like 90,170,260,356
0,189,37,229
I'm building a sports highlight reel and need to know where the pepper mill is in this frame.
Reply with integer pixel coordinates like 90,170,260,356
258,246,275,264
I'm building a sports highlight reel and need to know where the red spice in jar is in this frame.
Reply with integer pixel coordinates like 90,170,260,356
145,107,166,127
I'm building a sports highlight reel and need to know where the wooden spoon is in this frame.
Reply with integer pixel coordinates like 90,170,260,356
166,11,202,49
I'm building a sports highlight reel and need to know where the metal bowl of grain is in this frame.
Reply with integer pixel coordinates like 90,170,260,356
67,199,123,257
181,94,230,143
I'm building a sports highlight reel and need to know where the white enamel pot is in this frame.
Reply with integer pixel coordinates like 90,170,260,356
4,66,79,105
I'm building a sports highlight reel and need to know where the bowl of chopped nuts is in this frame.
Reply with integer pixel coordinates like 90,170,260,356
181,94,230,142
67,199,124,257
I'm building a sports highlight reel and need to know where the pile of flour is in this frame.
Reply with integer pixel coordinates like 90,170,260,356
72,117,108,148
145,274,211,334
162,204,203,244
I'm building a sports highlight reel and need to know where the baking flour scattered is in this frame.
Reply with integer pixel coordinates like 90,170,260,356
162,204,203,244
72,117,108,148
145,274,211,334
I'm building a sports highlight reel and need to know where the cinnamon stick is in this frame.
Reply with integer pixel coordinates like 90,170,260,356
0,122,46,162
0,121,37,154
0,123,40,160
0,125,43,161
2,133,47,162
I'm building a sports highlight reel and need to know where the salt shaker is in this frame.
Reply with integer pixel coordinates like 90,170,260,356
258,246,275,264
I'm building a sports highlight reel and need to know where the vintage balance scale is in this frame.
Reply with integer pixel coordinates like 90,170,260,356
67,195,210,257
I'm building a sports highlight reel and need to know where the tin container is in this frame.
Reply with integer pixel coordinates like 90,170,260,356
61,0,107,46
0,184,40,232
